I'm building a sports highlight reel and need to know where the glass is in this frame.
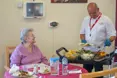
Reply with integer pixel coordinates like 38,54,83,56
33,64,38,74
50,57,59,75
22,65,28,72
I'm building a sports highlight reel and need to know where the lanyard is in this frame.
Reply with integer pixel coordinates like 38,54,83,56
89,13,102,30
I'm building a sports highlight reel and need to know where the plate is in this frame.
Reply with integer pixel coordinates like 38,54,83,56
94,52,107,61
38,67,50,74
83,46,100,52
79,43,93,47
12,75,32,78
94,56,107,62
11,70,33,78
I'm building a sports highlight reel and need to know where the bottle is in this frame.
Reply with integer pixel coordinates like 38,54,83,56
50,57,59,75
33,64,38,74
62,57,68,75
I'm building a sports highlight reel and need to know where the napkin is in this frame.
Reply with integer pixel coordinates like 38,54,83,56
68,69,82,74
9,64,19,74
12,71,20,76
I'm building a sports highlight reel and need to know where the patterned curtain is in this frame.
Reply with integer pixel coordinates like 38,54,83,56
114,0,117,62
115,0,117,48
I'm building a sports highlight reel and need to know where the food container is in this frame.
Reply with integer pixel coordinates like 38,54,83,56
80,53,95,60
64,50,79,61
50,57,59,75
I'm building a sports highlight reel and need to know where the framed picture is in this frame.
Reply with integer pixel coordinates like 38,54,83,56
23,1,44,18
51,0,87,3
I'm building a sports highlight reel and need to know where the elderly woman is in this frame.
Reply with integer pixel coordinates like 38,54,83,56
10,28,48,67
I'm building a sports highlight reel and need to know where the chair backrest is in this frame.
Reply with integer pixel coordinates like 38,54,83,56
6,46,16,67
81,67,117,78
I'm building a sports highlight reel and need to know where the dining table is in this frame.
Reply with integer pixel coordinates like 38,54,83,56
4,64,88,78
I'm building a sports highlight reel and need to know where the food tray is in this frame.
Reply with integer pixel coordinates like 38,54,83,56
56,47,115,65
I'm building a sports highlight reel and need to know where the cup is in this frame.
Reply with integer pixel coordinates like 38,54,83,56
22,65,28,71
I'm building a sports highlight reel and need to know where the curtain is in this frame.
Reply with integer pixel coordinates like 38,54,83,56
115,0,117,48
114,0,117,62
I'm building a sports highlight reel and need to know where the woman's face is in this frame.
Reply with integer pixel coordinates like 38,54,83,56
25,31,36,44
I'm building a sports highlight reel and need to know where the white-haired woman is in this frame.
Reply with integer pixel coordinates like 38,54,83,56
10,28,48,67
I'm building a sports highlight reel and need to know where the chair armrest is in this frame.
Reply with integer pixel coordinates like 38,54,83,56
4,66,10,71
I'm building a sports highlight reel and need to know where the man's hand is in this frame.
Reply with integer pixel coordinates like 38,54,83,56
104,39,111,46
80,34,87,43
81,40,87,43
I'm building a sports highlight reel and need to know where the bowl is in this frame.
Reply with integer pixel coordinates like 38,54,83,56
80,53,95,60
65,50,79,60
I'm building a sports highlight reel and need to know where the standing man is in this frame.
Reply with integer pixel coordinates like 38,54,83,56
80,2,116,78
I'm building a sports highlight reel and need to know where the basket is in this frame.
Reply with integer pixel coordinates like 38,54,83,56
56,47,80,62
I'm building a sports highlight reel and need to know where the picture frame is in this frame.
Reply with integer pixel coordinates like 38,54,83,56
51,0,87,3
23,1,44,18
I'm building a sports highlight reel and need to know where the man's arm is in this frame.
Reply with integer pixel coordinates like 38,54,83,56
105,17,116,42
80,18,87,43
80,34,85,40
109,36,116,42
104,17,116,46
80,34,87,43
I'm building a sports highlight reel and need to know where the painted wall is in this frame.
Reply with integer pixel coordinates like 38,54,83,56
0,0,115,77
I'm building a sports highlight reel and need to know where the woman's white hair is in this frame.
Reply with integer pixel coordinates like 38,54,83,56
20,28,33,43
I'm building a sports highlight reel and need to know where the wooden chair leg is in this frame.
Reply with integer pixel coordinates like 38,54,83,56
115,73,117,78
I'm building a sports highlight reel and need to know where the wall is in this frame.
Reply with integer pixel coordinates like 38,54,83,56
0,0,116,77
